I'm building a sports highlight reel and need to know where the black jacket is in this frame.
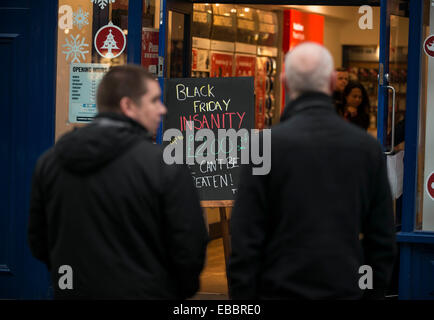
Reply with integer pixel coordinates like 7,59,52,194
28,113,208,299
345,106,370,131
229,92,396,299
332,90,344,115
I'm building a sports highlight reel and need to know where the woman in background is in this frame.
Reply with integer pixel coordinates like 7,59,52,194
342,81,370,131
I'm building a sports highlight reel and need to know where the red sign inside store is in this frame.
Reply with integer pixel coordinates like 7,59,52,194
141,28,159,76
283,9,324,53
210,52,233,78
192,48,198,70
235,55,256,77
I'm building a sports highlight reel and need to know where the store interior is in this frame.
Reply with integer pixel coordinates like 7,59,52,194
186,3,409,298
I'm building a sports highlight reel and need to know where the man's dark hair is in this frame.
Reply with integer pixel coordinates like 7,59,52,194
97,64,155,112
336,67,348,72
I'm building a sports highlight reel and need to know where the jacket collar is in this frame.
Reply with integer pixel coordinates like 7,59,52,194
280,92,334,122
94,112,152,139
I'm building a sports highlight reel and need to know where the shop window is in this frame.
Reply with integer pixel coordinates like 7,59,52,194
141,0,160,76
416,0,434,231
167,11,186,78
55,0,129,140
257,10,278,48
191,4,212,78
191,4,280,129
236,7,257,46
192,4,212,40
211,4,237,43
55,0,160,140
142,0,157,29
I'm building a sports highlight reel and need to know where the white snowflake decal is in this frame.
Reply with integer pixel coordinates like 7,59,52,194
91,0,116,10
62,34,89,63
73,7,89,30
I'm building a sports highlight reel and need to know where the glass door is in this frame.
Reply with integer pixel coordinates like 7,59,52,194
166,1,193,78
156,0,192,143
378,0,410,299
378,0,409,228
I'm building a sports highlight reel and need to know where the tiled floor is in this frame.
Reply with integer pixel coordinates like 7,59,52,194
191,238,229,300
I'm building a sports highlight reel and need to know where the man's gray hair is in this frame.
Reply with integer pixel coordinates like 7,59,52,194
284,42,334,97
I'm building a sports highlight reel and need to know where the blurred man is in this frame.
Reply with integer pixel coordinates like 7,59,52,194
333,67,349,115
229,43,396,299
28,65,208,299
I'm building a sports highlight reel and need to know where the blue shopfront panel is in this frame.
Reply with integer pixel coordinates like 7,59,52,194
0,30,16,296
396,0,434,300
411,245,434,299
0,0,56,298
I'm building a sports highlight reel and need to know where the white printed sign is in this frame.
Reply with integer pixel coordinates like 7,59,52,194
68,63,110,123
387,151,404,200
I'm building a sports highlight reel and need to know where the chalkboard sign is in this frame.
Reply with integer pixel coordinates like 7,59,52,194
163,77,254,201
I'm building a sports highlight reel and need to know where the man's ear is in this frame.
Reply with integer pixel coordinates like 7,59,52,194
330,71,337,93
280,71,289,93
119,96,135,118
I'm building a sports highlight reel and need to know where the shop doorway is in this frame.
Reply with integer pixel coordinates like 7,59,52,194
166,1,409,299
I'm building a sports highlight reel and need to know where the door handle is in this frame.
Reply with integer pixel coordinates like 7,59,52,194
384,85,396,155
